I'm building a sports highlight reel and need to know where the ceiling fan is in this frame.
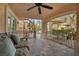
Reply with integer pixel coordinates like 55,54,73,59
27,3,53,14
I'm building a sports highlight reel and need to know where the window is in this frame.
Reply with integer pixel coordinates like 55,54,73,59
7,16,15,34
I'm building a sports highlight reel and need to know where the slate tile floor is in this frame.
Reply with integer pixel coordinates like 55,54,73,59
27,34,74,56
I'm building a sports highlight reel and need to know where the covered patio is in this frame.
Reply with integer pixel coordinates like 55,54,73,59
0,3,79,56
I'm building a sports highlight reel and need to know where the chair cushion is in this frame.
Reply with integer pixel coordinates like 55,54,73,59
15,48,30,56
15,40,30,56
10,34,20,45
0,33,16,56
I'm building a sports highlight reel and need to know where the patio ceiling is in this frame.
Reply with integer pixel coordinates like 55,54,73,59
8,3,79,21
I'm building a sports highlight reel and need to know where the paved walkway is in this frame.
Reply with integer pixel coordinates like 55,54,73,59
27,36,74,56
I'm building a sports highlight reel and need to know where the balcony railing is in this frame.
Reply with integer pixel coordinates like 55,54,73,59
47,31,75,49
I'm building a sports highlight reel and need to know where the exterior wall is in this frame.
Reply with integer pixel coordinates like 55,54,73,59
0,4,24,38
6,6,24,38
6,6,17,33
0,4,6,32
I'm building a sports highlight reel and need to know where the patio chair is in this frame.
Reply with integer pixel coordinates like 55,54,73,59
0,33,30,56
9,33,31,56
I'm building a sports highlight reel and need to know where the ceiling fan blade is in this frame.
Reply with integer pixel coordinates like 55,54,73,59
38,6,41,14
35,3,42,6
27,6,36,11
41,5,53,9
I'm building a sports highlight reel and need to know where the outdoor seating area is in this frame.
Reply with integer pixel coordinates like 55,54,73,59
0,3,79,56
0,33,30,56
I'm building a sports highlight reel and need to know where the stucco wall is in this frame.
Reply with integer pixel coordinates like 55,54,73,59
0,4,6,32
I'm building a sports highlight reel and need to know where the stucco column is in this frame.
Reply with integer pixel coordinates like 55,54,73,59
74,11,79,55
42,20,47,39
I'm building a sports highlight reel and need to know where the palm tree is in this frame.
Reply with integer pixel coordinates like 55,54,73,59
69,14,76,32
69,14,76,26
